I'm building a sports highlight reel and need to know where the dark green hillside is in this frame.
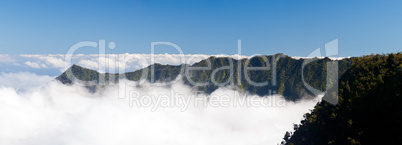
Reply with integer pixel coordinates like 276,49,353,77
182,54,351,101
56,54,352,101
281,53,402,145
123,63,185,83
56,64,119,92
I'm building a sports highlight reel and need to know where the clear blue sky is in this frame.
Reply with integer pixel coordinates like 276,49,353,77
1,0,402,57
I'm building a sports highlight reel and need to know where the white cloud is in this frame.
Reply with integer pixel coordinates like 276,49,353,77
12,63,21,66
20,55,65,68
45,57,65,68
0,54,16,63
18,53,248,70
41,63,48,68
24,61,42,68
0,72,54,92
78,59,99,69
11,53,346,76
0,72,321,145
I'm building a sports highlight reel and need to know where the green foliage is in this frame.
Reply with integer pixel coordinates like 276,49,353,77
56,64,119,92
282,52,402,145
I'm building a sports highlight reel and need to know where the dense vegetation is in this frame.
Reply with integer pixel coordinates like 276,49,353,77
281,53,402,145
56,54,352,101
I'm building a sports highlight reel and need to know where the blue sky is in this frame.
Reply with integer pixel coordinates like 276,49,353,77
1,0,402,57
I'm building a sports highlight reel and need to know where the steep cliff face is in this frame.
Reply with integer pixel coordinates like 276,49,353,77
57,54,352,101
282,53,402,145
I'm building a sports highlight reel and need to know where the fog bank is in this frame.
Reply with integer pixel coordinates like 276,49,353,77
0,72,321,145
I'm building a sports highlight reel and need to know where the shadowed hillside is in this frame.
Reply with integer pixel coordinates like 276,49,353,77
281,53,402,145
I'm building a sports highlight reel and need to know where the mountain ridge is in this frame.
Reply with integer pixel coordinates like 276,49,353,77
56,54,352,101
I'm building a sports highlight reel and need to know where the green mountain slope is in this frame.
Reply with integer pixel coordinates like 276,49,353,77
56,54,352,101
281,53,402,145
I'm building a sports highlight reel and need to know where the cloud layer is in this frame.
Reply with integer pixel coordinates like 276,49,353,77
0,72,321,145
0,53,347,77
0,54,249,76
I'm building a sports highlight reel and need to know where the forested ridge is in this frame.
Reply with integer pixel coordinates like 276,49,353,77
281,53,402,145
56,54,352,101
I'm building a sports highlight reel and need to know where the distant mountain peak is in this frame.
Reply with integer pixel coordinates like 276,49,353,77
56,55,352,101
